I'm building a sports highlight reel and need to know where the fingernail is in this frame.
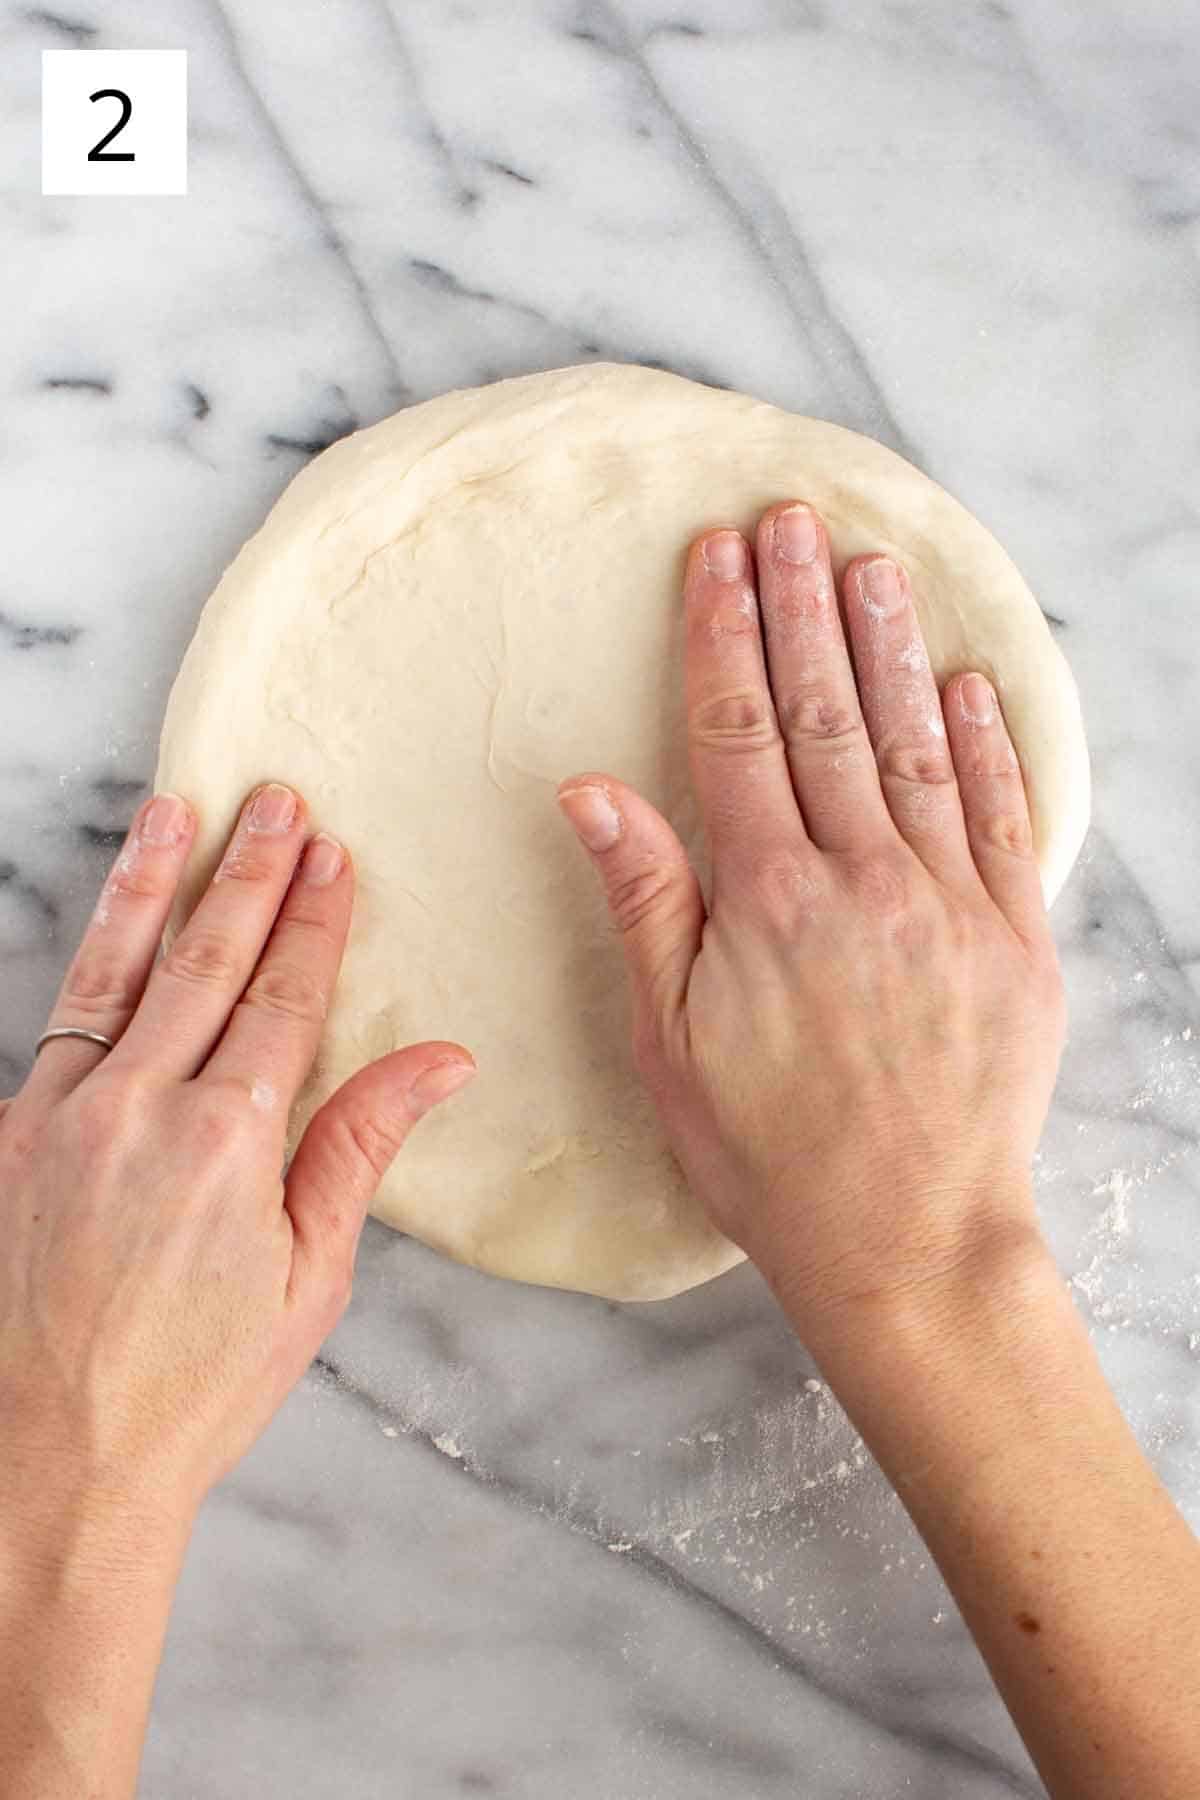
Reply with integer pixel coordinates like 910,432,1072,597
702,531,748,581
960,672,997,726
248,783,298,834
860,558,902,617
773,505,818,564
300,832,344,886
140,792,190,848
558,784,622,853
410,1057,477,1111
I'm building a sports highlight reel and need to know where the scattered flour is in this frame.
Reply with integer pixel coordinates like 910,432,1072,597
1091,1168,1132,1239
1072,1168,1135,1313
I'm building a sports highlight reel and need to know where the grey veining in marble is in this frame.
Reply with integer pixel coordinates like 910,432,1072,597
3,1,1199,1794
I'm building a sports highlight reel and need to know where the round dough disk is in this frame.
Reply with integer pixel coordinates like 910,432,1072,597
156,362,1089,1302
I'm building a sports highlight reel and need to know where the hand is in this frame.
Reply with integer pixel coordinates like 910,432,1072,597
558,501,1065,1340
0,784,475,1535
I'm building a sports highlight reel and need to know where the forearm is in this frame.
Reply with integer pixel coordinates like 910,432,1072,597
774,1216,1200,1800
0,1489,189,1800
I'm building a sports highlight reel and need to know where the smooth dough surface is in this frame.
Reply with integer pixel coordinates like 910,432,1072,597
156,362,1090,1301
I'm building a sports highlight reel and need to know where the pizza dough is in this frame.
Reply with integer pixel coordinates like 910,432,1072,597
155,362,1089,1301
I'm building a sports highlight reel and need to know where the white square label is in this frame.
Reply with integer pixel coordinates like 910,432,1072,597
42,50,188,196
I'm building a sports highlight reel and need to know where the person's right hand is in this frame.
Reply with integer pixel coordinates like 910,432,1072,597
558,500,1066,1342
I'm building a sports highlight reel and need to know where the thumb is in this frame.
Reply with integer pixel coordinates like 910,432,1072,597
556,774,705,1031
284,1041,476,1306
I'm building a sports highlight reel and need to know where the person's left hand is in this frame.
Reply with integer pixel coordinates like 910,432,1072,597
0,784,475,1540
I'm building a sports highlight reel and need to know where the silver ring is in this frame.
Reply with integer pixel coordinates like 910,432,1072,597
35,1027,117,1058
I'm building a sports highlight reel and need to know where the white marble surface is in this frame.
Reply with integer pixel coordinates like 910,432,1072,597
4,1,1200,1793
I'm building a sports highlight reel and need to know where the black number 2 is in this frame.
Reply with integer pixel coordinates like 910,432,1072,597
87,88,135,162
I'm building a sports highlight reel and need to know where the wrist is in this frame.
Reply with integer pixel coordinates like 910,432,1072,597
776,1220,1095,1500
1,1461,194,1601
764,1198,1056,1389
0,1468,191,1800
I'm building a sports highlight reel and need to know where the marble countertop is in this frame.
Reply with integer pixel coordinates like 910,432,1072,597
5,2,1200,1794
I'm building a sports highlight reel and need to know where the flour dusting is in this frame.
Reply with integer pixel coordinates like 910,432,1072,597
1091,1167,1132,1239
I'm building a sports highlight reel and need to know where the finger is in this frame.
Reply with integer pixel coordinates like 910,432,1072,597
943,672,1048,939
23,792,196,1110
201,833,353,1108
841,556,975,888
754,503,891,852
684,530,808,874
557,772,705,1039
284,1043,476,1315
112,783,307,1080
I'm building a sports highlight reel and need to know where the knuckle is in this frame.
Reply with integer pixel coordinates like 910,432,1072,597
878,736,957,789
842,850,912,918
891,898,945,961
962,746,1022,783
104,856,166,906
69,1073,148,1154
342,1110,406,1180
888,779,959,835
691,688,781,753
243,959,326,1025
746,851,819,925
214,843,279,886
777,686,864,749
975,806,1035,859
188,1080,257,1152
61,949,138,1016
165,927,241,991
276,901,338,943
607,859,676,936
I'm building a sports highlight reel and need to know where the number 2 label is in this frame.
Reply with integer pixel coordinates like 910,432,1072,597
42,50,187,196
87,89,135,163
